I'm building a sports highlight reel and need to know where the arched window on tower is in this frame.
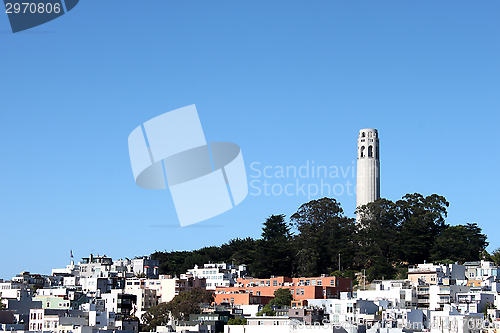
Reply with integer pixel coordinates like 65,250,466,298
361,132,365,138
360,146,365,158
368,146,373,157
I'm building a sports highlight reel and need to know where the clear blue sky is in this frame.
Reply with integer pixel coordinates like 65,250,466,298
1,1,499,279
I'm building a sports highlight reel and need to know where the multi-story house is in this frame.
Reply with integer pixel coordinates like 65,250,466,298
356,280,417,309
124,274,206,304
465,261,500,282
308,293,379,326
186,263,247,290
408,263,466,287
79,254,114,279
215,275,352,305
455,292,495,314
428,285,470,311
29,309,85,332
101,290,137,318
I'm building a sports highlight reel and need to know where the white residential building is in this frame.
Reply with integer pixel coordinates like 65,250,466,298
382,308,429,329
408,263,466,286
357,280,417,309
455,292,495,314
465,261,500,281
429,305,484,333
186,263,247,290
124,274,205,304
428,285,470,311
308,294,379,326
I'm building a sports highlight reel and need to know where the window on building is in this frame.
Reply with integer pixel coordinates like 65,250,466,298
301,289,304,295
317,279,322,286
273,280,277,287
331,279,335,286
368,146,373,157
360,146,365,158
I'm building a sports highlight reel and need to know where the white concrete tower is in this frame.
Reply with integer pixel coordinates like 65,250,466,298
356,128,380,216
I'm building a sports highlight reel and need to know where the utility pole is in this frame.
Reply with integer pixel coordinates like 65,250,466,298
363,269,366,291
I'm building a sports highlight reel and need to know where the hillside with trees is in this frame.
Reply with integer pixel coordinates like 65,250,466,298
151,193,489,282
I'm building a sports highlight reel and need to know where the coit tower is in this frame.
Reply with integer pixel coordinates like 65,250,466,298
356,128,380,216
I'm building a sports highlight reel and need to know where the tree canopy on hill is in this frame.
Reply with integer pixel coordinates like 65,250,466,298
151,194,489,282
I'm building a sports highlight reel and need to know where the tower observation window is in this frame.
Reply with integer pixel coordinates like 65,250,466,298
360,146,365,158
368,146,373,157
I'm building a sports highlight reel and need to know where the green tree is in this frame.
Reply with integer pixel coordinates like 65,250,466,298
491,248,500,267
262,214,292,241
227,237,256,267
227,318,247,325
166,287,214,321
251,215,294,278
355,198,400,280
482,250,493,263
269,288,293,307
396,193,449,264
291,198,356,276
256,304,276,316
141,303,169,332
430,223,488,263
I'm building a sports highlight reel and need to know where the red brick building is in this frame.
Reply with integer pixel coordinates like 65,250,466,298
214,276,352,305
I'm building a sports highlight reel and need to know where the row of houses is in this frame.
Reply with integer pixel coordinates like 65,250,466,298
214,275,353,305
2,256,500,333
0,254,247,333
219,261,500,333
